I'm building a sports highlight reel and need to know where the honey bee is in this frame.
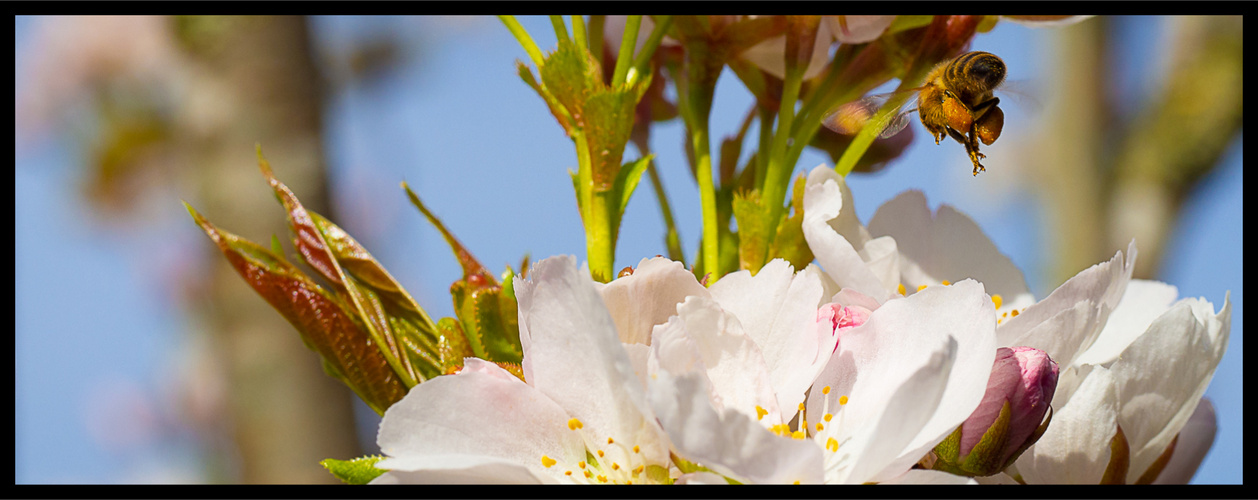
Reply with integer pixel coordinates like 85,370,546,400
823,51,1008,176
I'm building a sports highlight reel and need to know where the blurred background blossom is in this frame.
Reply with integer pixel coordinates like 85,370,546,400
15,15,1241,484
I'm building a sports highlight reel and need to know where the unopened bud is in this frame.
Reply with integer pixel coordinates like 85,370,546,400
932,346,1058,476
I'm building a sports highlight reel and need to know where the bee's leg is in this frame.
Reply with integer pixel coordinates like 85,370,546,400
971,96,1000,118
964,125,987,175
945,126,968,146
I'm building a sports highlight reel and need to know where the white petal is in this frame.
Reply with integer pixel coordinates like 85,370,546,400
802,165,894,302
709,259,830,421
597,257,709,345
810,280,994,483
824,16,895,44
1111,293,1230,482
1016,365,1119,484
648,369,825,484
650,296,783,425
376,364,583,482
1074,279,1179,366
372,455,552,484
1153,398,1217,484
675,471,731,484
515,255,670,467
998,241,1137,367
868,189,1033,308
881,468,977,484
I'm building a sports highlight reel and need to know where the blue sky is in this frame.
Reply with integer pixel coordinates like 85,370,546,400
15,16,1241,484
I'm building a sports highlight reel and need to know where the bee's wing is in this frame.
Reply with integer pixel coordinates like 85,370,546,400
822,90,919,138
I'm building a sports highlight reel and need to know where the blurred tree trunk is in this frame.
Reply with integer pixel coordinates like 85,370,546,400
173,15,361,483
1033,16,1242,286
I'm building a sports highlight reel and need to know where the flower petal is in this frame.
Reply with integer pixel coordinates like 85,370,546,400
597,257,709,345
708,259,830,420
998,241,1137,367
372,455,551,484
514,255,670,468
802,166,896,302
824,16,895,44
1016,365,1119,484
881,468,977,484
1111,293,1230,482
867,189,1033,309
809,280,995,483
649,296,783,426
1073,279,1179,366
648,369,825,484
376,361,583,483
1152,398,1217,484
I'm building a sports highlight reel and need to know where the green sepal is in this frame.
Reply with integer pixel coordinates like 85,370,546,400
732,190,770,274
959,400,1015,475
767,174,814,270
320,455,387,485
1100,424,1131,484
436,317,473,374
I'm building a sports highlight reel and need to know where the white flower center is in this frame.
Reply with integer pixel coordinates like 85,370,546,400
538,417,654,484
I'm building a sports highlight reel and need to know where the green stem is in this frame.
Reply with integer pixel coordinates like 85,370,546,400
632,16,673,80
834,76,917,177
499,16,545,68
612,16,642,87
589,15,606,70
786,54,851,169
572,16,587,50
760,64,804,253
693,125,719,282
550,15,570,42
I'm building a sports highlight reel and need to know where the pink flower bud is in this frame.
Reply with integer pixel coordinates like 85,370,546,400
934,346,1058,476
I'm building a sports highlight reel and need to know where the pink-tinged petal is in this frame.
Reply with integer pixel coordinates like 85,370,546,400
371,455,551,484
868,189,1033,309
514,255,670,469
739,23,833,81
709,259,828,420
376,364,584,483
1074,279,1179,366
824,16,895,44
1111,293,1230,482
809,280,995,483
802,166,896,302
1016,365,1119,484
648,369,825,484
1152,398,1217,484
998,241,1137,367
597,256,709,346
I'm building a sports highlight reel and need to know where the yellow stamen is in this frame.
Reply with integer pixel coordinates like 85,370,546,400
578,461,586,469
792,430,806,440
541,455,557,468
992,294,1003,309
816,422,824,432
565,470,573,476
607,437,614,445
839,395,849,405
826,437,839,452
794,480,801,485
633,465,644,475
917,284,928,292
798,403,806,411
1011,309,1020,317
822,386,831,395
567,418,584,430
897,283,906,296
941,280,951,286
597,450,604,458
633,445,640,454
612,463,621,470
584,470,593,478
597,475,608,483
823,413,833,422
755,405,768,420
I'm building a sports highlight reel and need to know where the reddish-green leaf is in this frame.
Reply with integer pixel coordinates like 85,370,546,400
185,202,407,415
